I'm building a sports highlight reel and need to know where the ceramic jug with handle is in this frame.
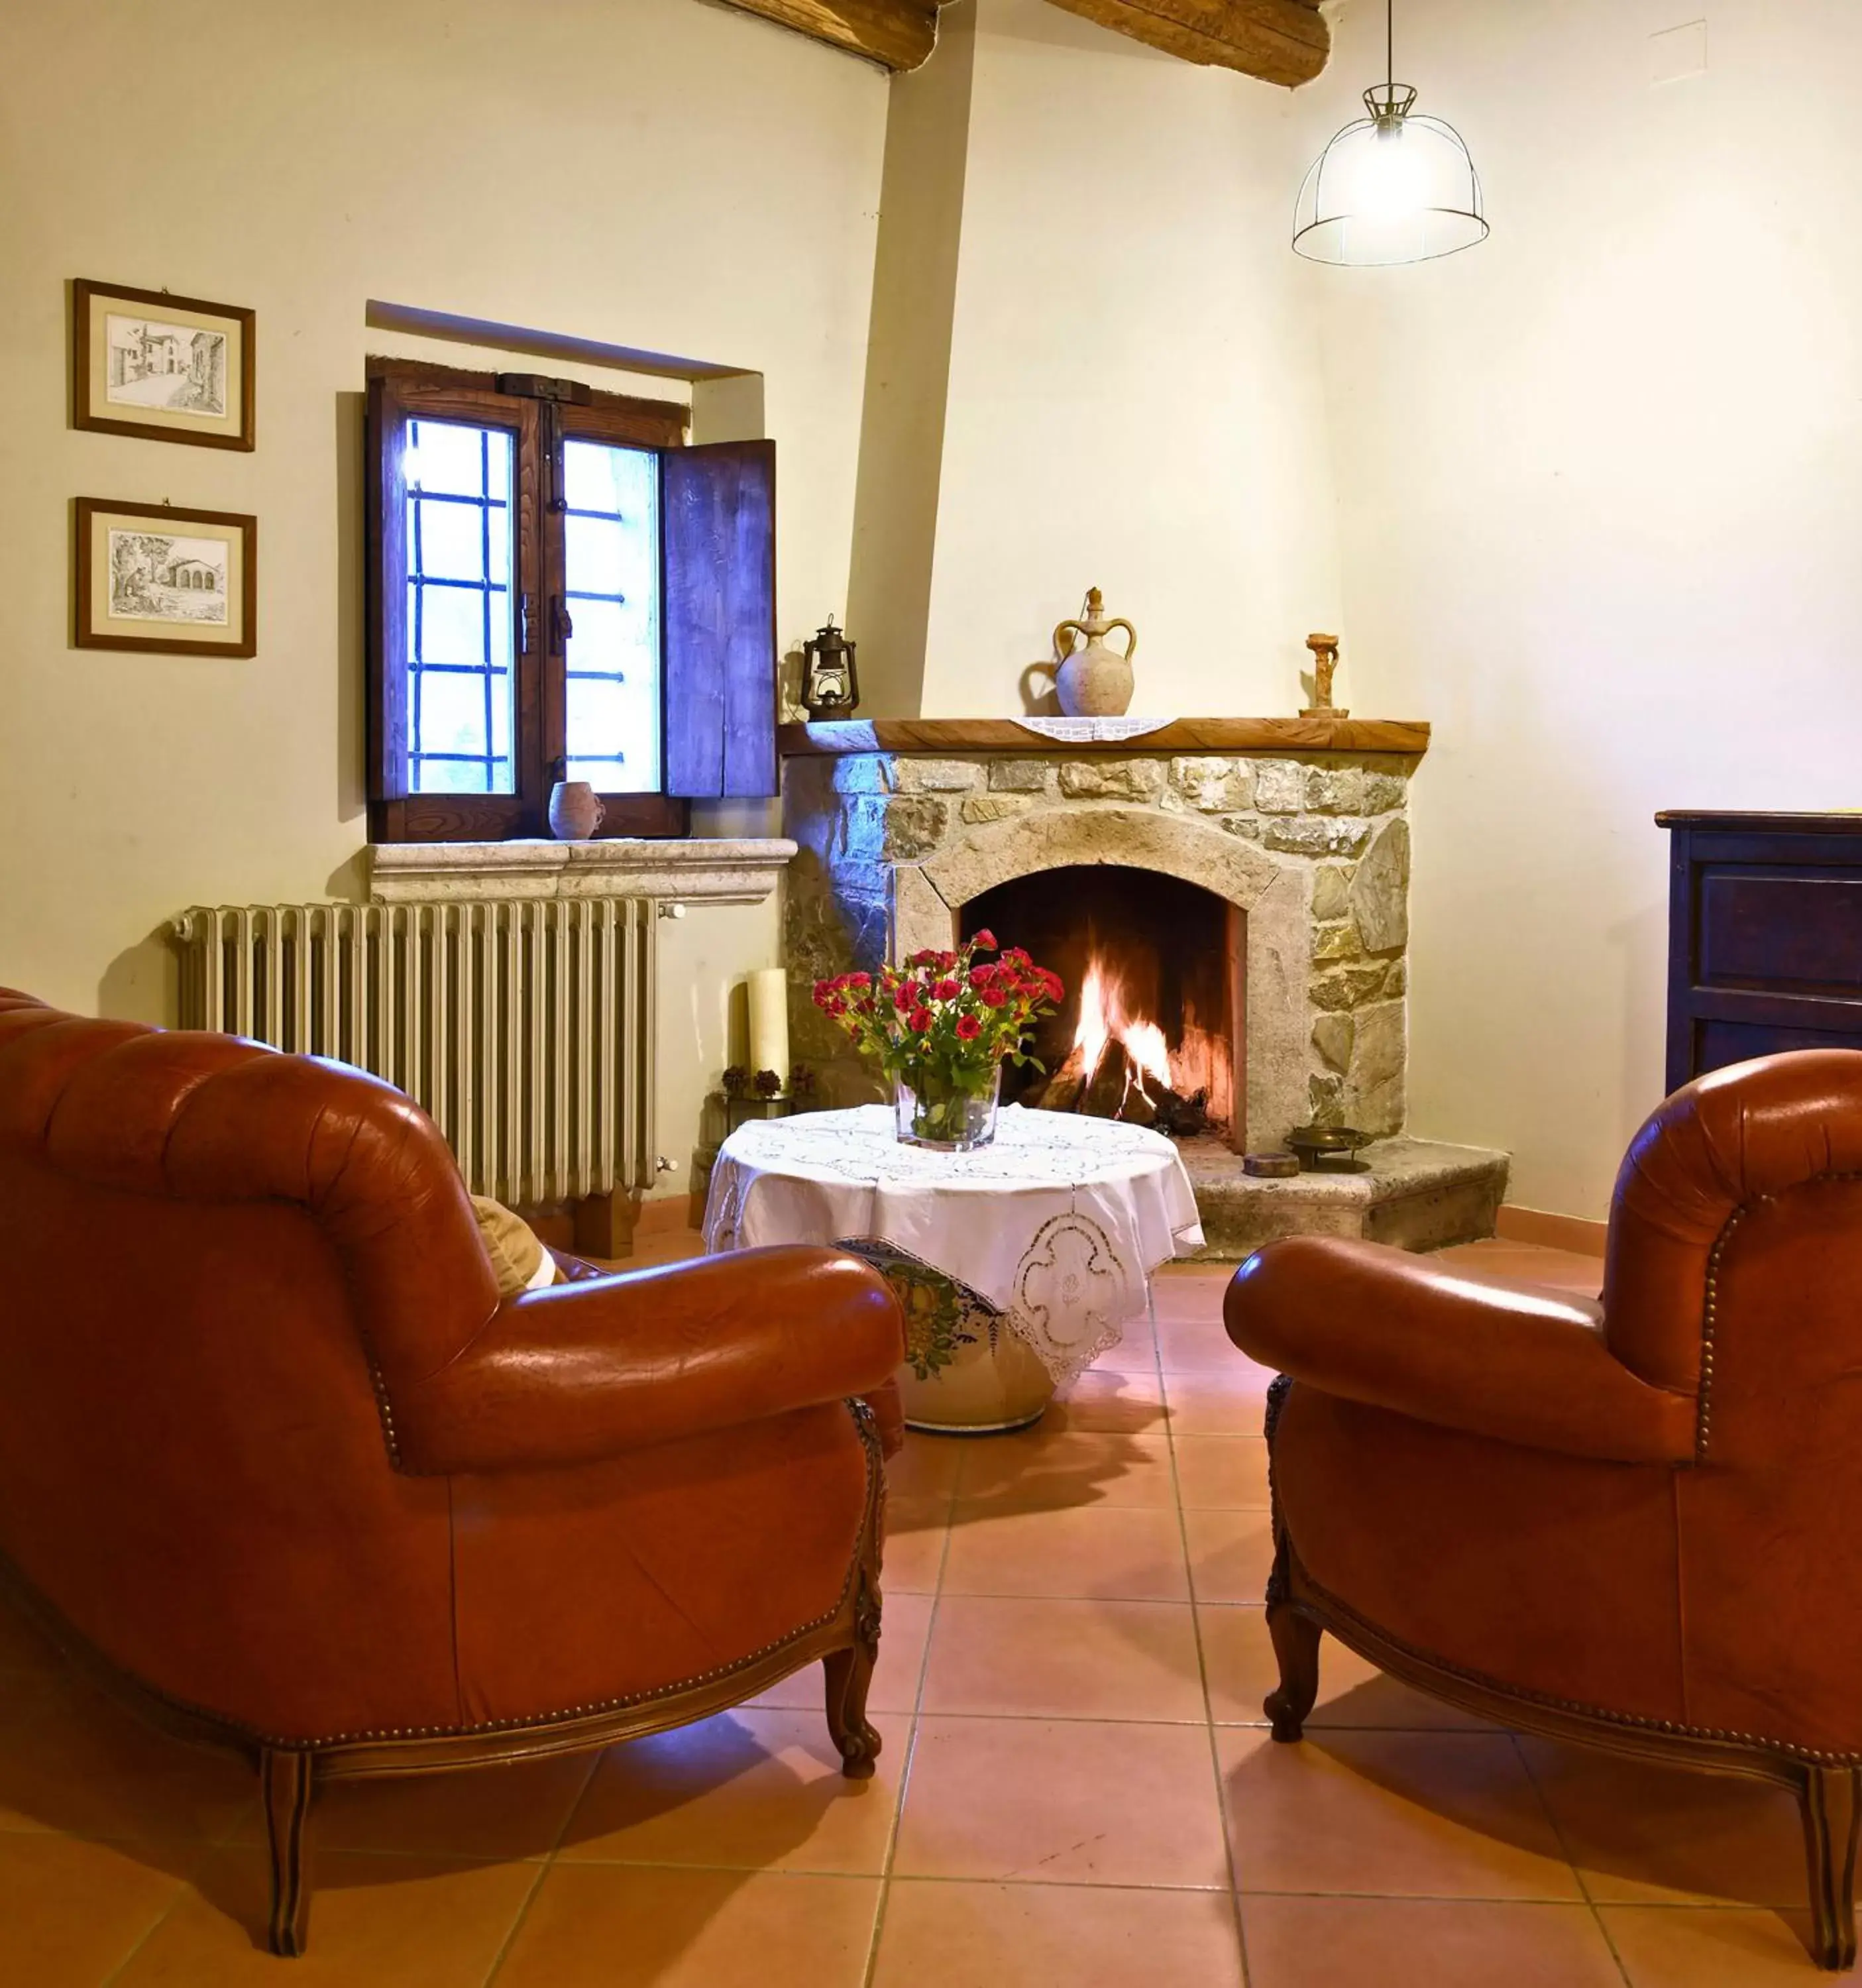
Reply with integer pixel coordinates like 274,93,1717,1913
1032,587,1138,718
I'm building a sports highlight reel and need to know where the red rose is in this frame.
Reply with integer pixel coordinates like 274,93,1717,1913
970,963,999,988
971,928,997,950
847,971,871,989
1004,947,1032,967
980,987,1010,1009
936,950,959,971
908,1007,934,1032
1040,969,1065,1001
955,1013,982,1040
932,978,960,1000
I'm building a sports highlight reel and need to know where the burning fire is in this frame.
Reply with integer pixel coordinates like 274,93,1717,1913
1060,958,1225,1130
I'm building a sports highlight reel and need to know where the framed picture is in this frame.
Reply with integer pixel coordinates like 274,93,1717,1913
75,498,257,657
73,279,254,451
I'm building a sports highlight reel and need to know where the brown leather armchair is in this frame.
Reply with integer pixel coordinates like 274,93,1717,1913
1226,1050,1862,1972
0,991,904,1956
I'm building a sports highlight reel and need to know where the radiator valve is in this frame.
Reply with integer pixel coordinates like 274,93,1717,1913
658,901,686,920
655,1155,679,1173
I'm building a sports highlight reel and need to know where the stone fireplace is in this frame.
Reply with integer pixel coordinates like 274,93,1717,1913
779,718,1505,1253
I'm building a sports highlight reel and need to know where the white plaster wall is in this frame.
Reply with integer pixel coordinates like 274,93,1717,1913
0,0,889,1195
1297,0,1862,1216
910,0,1345,718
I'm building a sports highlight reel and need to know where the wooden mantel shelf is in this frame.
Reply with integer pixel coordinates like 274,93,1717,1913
778,717,1430,757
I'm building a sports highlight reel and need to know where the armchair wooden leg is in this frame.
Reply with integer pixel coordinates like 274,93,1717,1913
825,1561,883,1781
260,1747,316,1958
1799,1764,1861,1971
1264,1603,1322,1743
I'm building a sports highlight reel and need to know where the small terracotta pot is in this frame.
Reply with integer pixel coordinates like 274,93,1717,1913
548,780,605,841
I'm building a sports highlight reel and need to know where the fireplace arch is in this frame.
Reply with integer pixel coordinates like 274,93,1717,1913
893,804,1313,1152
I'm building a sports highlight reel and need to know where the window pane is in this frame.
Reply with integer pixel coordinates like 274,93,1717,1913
404,418,515,796
563,439,660,793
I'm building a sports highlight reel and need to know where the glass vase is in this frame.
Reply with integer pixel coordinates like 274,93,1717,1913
894,1066,1001,1152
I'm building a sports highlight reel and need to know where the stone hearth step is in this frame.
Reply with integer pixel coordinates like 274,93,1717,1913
1177,1135,1509,1260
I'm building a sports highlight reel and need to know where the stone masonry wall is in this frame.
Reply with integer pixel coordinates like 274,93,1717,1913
781,748,1415,1150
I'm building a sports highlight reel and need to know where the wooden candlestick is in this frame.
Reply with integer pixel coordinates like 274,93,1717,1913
1301,632,1348,719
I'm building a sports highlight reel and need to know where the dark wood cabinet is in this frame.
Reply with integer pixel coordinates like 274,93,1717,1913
1660,811,1862,1093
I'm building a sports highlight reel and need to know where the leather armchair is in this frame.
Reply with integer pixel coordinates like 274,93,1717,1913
0,991,904,1956
1226,1050,1862,1972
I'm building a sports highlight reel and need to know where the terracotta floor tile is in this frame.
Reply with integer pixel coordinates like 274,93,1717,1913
885,1429,967,1503
881,1499,949,1594
0,1830,193,1986
227,1751,596,1861
1160,1365,1276,1435
921,1596,1206,1722
556,1706,906,1873
943,1502,1191,1602
1199,1605,1497,1730
1172,1434,1270,1510
749,1592,935,1716
1156,1315,1240,1372
954,1429,1177,1510
1048,1368,1170,1434
1183,1506,1278,1604
113,1848,537,1986
1149,1277,1230,1327
870,1877,1245,1988
894,1715,1229,1887
1517,1735,1808,1906
0,1674,254,1844
1600,1904,1830,1984
493,1865,880,1988
1242,1895,1623,1988
1219,1727,1583,1899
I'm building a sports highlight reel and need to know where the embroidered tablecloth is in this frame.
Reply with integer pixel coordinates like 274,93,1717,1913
701,1104,1205,1388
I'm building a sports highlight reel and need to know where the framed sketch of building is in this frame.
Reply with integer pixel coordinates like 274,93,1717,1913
73,280,254,450
76,499,257,656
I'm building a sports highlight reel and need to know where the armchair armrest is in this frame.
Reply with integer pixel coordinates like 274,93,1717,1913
392,1245,904,1475
1225,1237,1696,1464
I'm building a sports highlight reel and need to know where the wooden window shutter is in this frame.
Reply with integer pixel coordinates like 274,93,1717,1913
663,440,777,799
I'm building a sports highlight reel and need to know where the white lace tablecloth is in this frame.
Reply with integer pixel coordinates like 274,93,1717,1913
702,1105,1205,1388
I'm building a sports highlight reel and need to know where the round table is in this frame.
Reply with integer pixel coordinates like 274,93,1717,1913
701,1104,1205,1432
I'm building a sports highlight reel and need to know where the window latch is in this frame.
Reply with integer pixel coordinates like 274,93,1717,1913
520,593,535,654
550,594,575,653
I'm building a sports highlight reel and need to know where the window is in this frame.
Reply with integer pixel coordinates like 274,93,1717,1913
366,360,777,843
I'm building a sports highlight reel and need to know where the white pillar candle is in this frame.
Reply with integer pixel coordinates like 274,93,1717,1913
747,967,791,1096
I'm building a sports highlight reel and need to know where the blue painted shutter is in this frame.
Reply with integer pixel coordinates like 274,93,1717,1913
663,440,777,799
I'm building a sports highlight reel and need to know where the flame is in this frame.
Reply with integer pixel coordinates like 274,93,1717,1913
1075,962,1113,1083
1064,950,1234,1129
1071,958,1170,1100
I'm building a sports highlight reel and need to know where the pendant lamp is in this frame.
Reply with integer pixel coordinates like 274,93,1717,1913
1293,0,1488,267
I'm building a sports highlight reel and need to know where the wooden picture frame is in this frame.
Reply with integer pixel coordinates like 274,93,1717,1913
76,498,258,657
73,279,255,451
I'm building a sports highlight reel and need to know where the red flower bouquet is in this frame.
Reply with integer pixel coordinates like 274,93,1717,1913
812,931,1064,1150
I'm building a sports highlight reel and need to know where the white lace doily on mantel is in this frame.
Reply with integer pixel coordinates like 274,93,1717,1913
702,1105,1205,1388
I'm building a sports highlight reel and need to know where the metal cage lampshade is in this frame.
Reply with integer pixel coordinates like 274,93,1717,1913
1292,0,1488,269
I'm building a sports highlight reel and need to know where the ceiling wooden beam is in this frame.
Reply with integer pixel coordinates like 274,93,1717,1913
718,0,940,70
1040,0,1328,86
716,0,1328,85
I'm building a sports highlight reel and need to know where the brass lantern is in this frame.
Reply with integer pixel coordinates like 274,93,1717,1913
802,618,859,720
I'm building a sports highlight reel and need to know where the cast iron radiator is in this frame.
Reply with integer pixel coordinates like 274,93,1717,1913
170,899,654,1205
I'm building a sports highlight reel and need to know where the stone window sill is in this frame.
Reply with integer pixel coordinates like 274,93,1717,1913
367,838,796,905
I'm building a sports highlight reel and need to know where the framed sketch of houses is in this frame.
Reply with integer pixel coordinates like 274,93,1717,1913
75,499,257,657
73,280,254,451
